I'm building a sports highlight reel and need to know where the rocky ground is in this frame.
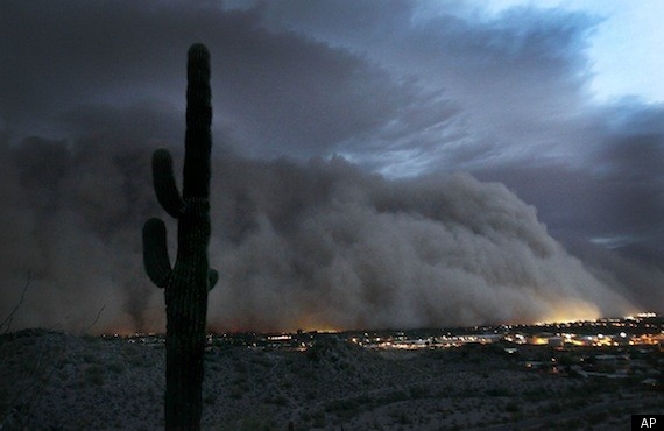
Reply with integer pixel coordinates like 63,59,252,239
1,328,661,430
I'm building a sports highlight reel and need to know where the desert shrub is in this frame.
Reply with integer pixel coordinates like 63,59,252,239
107,362,124,373
547,401,562,414
306,347,320,362
234,362,248,374
263,394,289,406
81,353,96,363
230,386,244,399
378,389,409,404
145,386,155,398
236,415,274,431
85,365,105,386
56,370,68,382
311,410,326,428
409,386,429,399
485,388,509,397
396,410,412,425
522,387,548,402
325,398,359,412
274,395,289,406
251,356,272,367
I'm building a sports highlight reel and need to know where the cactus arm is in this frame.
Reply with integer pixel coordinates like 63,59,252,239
208,268,218,291
153,149,184,218
142,218,172,289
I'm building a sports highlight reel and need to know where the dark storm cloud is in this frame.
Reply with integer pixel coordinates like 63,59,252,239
0,135,159,331
587,104,664,266
58,101,183,145
260,0,600,166
475,102,664,271
259,0,664,279
0,136,639,332
474,161,664,292
215,34,458,159
0,0,604,168
0,0,458,161
1,1,663,331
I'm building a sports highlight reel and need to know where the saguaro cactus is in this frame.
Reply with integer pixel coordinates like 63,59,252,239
142,43,218,430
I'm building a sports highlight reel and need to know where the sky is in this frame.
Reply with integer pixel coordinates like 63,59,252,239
1,0,663,333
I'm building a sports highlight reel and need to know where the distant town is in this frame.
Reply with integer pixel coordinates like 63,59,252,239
100,312,663,385
102,311,663,349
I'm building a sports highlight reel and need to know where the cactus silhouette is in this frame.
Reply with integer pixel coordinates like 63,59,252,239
142,43,218,430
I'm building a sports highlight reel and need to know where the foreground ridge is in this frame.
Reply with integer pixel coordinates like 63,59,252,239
1,328,662,430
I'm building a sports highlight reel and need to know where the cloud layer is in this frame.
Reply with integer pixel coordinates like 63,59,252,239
1,1,662,331
209,156,635,330
0,137,641,332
